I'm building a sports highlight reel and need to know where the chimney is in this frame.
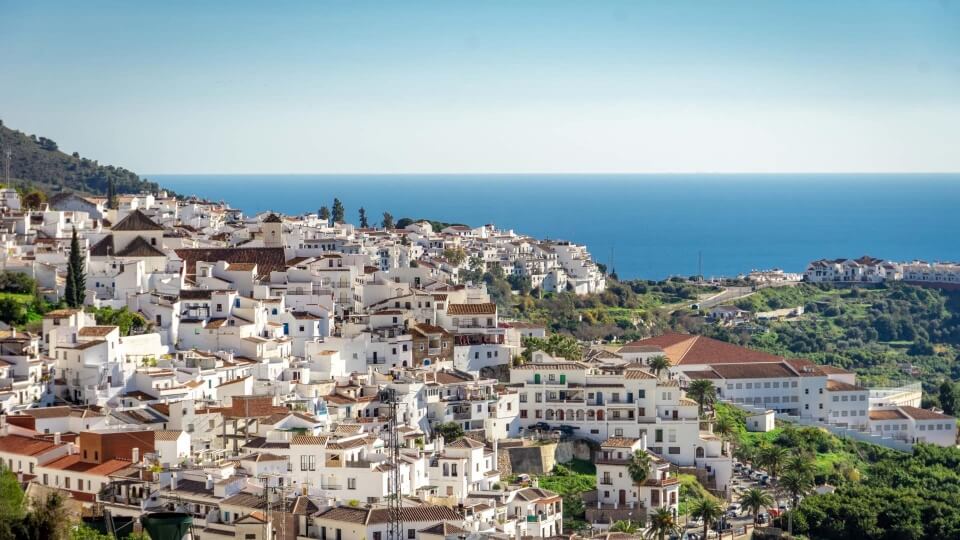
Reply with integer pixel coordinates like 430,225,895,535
132,447,140,464
437,435,444,453
640,431,647,451
205,474,214,491
53,432,61,445
0,414,7,437
170,472,178,491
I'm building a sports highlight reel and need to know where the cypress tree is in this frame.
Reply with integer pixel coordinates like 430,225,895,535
64,227,86,307
107,178,117,210
359,207,369,228
332,198,345,224
319,206,330,223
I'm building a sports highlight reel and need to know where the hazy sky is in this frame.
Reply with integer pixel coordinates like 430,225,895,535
2,1,958,174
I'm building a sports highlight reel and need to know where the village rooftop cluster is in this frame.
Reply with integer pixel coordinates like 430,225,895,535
0,188,954,539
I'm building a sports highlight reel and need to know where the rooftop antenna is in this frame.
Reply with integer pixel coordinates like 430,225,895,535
380,388,404,539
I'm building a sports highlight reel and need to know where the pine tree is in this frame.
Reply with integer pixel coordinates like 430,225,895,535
64,227,86,308
358,207,369,228
332,198,345,224
382,212,395,230
319,206,330,223
107,178,117,210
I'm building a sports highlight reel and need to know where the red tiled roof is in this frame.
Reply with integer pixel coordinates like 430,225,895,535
175,247,287,280
628,333,782,366
446,303,496,315
0,434,61,456
900,406,954,421
870,409,907,421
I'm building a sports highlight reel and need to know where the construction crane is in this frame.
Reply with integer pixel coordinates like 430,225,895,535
379,388,404,540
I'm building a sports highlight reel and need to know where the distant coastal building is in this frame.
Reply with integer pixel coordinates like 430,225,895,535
804,256,897,284
804,256,960,288
901,261,960,287
746,268,802,283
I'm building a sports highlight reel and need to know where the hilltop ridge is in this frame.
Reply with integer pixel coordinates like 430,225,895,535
0,119,164,196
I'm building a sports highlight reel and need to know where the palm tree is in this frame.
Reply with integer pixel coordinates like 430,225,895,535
712,416,735,455
628,449,653,487
610,520,639,533
645,507,680,540
738,487,774,525
648,355,671,379
779,470,814,535
689,498,723,540
759,445,788,481
732,444,755,467
783,451,816,479
686,379,716,417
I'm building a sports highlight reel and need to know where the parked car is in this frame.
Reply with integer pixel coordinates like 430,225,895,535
531,422,550,431
727,503,741,516
557,424,578,435
687,518,703,529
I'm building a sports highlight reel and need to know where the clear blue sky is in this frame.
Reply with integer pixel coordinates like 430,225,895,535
1,1,958,173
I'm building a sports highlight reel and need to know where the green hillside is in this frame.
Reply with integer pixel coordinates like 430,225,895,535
0,119,164,196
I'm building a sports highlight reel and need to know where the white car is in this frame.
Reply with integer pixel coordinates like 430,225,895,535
727,503,741,516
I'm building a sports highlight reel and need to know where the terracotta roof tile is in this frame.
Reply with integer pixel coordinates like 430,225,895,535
446,303,496,315
175,247,287,280
111,209,164,231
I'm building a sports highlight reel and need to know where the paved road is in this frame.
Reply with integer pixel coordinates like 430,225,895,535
696,286,755,310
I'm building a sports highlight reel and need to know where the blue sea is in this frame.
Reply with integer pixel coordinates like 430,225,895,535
153,174,960,280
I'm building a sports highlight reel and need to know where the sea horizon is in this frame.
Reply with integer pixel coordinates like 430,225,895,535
154,173,960,280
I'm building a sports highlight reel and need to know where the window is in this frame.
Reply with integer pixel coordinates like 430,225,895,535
301,455,316,471
451,464,458,476
246,535,256,540
614,428,623,437
520,410,528,418
347,478,356,489
216,303,223,312
668,446,680,455
408,529,417,539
